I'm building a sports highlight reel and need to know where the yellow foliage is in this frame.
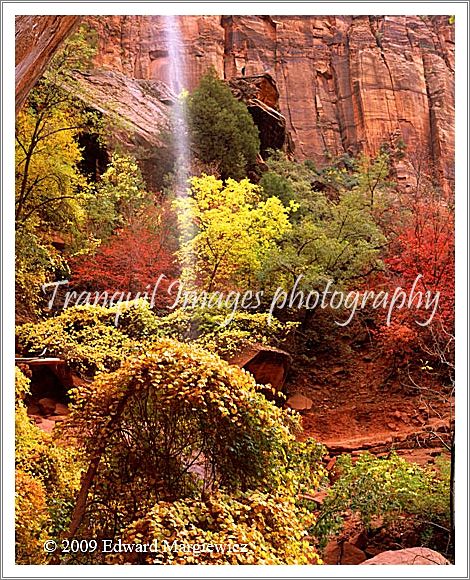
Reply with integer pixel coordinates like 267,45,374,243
64,339,325,548
15,368,83,546
174,174,295,291
15,102,86,231
111,490,322,565
15,469,50,564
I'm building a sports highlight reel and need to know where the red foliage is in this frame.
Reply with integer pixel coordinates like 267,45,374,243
386,194,454,331
71,208,179,308
373,188,454,367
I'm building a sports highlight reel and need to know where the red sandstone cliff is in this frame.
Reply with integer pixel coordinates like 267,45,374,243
87,15,454,191
15,15,454,191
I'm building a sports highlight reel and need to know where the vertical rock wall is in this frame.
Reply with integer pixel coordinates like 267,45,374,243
15,15,455,191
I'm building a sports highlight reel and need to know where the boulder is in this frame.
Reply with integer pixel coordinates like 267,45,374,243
37,397,57,415
53,402,70,416
229,344,292,392
361,547,450,565
323,540,367,565
285,393,313,413
37,418,56,434
228,75,294,155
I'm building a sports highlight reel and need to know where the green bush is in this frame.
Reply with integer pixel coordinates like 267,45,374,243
16,301,296,376
313,452,451,548
16,305,139,376
187,68,260,179
156,307,295,358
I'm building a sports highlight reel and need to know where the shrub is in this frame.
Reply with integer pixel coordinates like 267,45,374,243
16,305,138,377
187,69,260,179
15,365,31,402
313,452,451,548
63,339,325,547
111,490,322,565
16,301,296,375
156,308,295,358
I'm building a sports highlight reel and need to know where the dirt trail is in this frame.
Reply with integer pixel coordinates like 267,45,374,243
287,347,452,465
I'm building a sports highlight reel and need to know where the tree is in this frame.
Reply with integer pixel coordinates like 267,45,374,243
81,153,152,244
15,22,98,231
385,194,454,333
59,339,325,560
71,206,177,301
259,153,387,299
15,24,99,317
174,174,294,292
187,68,260,179
15,99,86,230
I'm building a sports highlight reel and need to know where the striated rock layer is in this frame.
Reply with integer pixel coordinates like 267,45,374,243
15,15,81,111
86,15,454,192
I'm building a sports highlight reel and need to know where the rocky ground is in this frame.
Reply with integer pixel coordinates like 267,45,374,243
286,344,452,466
284,341,453,564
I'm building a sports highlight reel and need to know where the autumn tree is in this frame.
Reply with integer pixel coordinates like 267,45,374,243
55,337,325,562
174,174,294,292
15,22,97,230
187,68,260,179
71,205,177,301
70,152,178,302
15,24,99,317
81,153,149,240
259,153,387,298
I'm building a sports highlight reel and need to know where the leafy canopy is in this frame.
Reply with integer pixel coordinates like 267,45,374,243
62,339,326,552
313,452,451,548
259,152,387,294
175,174,295,292
113,490,321,565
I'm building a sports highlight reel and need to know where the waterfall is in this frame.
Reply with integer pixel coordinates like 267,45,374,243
163,15,190,194
162,15,195,282
164,14,185,94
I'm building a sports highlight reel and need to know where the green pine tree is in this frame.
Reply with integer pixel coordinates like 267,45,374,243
187,68,260,179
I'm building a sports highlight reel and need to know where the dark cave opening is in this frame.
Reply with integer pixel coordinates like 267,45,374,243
78,131,109,181
26,364,71,404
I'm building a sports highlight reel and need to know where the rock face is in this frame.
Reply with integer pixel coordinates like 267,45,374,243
361,547,450,565
15,16,81,110
229,344,291,392
85,15,454,192
15,15,454,191
228,74,294,155
64,69,171,149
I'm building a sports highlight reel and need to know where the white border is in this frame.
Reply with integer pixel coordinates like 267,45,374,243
2,2,468,578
